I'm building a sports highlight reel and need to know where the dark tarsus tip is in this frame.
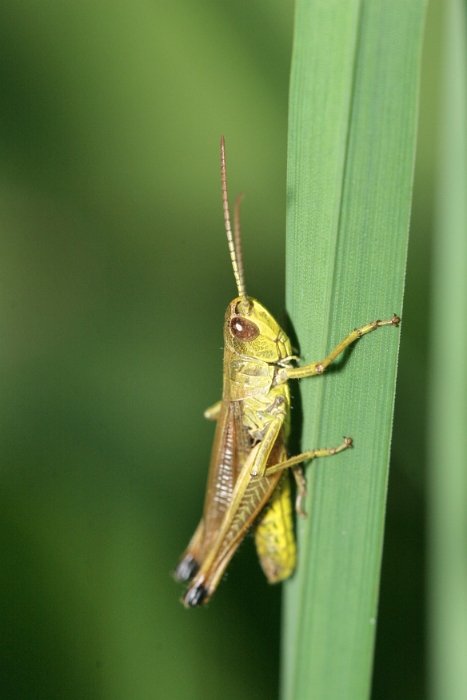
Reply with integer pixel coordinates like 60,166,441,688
174,555,199,583
184,584,208,607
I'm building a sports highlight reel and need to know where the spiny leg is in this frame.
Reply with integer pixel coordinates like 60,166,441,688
263,437,353,478
261,437,353,517
286,315,400,380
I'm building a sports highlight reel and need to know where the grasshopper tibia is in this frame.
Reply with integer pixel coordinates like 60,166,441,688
263,436,353,478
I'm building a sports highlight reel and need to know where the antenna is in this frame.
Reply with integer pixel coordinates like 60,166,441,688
233,192,245,295
220,136,250,312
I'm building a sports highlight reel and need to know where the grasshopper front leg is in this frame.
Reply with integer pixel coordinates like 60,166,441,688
286,315,400,379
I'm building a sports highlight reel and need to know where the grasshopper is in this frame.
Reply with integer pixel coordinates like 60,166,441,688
175,137,400,607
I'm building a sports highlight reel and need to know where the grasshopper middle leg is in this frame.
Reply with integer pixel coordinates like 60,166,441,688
262,437,353,515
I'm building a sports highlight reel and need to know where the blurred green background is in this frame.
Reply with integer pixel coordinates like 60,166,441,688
0,1,438,698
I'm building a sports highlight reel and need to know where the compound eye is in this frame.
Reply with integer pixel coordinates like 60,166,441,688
230,316,260,341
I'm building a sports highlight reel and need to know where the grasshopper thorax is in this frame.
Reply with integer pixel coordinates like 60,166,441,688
224,296,292,363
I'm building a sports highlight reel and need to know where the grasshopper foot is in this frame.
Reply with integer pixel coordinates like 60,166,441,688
174,554,199,582
183,584,208,607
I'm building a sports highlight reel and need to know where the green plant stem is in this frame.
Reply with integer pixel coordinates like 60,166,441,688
428,1,467,698
282,2,427,698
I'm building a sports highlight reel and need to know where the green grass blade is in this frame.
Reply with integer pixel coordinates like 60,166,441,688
428,1,467,698
282,2,427,698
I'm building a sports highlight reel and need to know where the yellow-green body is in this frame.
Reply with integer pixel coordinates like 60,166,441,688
175,297,299,604
222,297,296,584
175,294,398,606
255,473,296,582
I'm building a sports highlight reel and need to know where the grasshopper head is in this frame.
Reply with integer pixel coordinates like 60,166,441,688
224,296,292,363
219,137,292,363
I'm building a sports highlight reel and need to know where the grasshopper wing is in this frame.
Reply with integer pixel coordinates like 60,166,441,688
182,418,286,606
175,399,248,581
